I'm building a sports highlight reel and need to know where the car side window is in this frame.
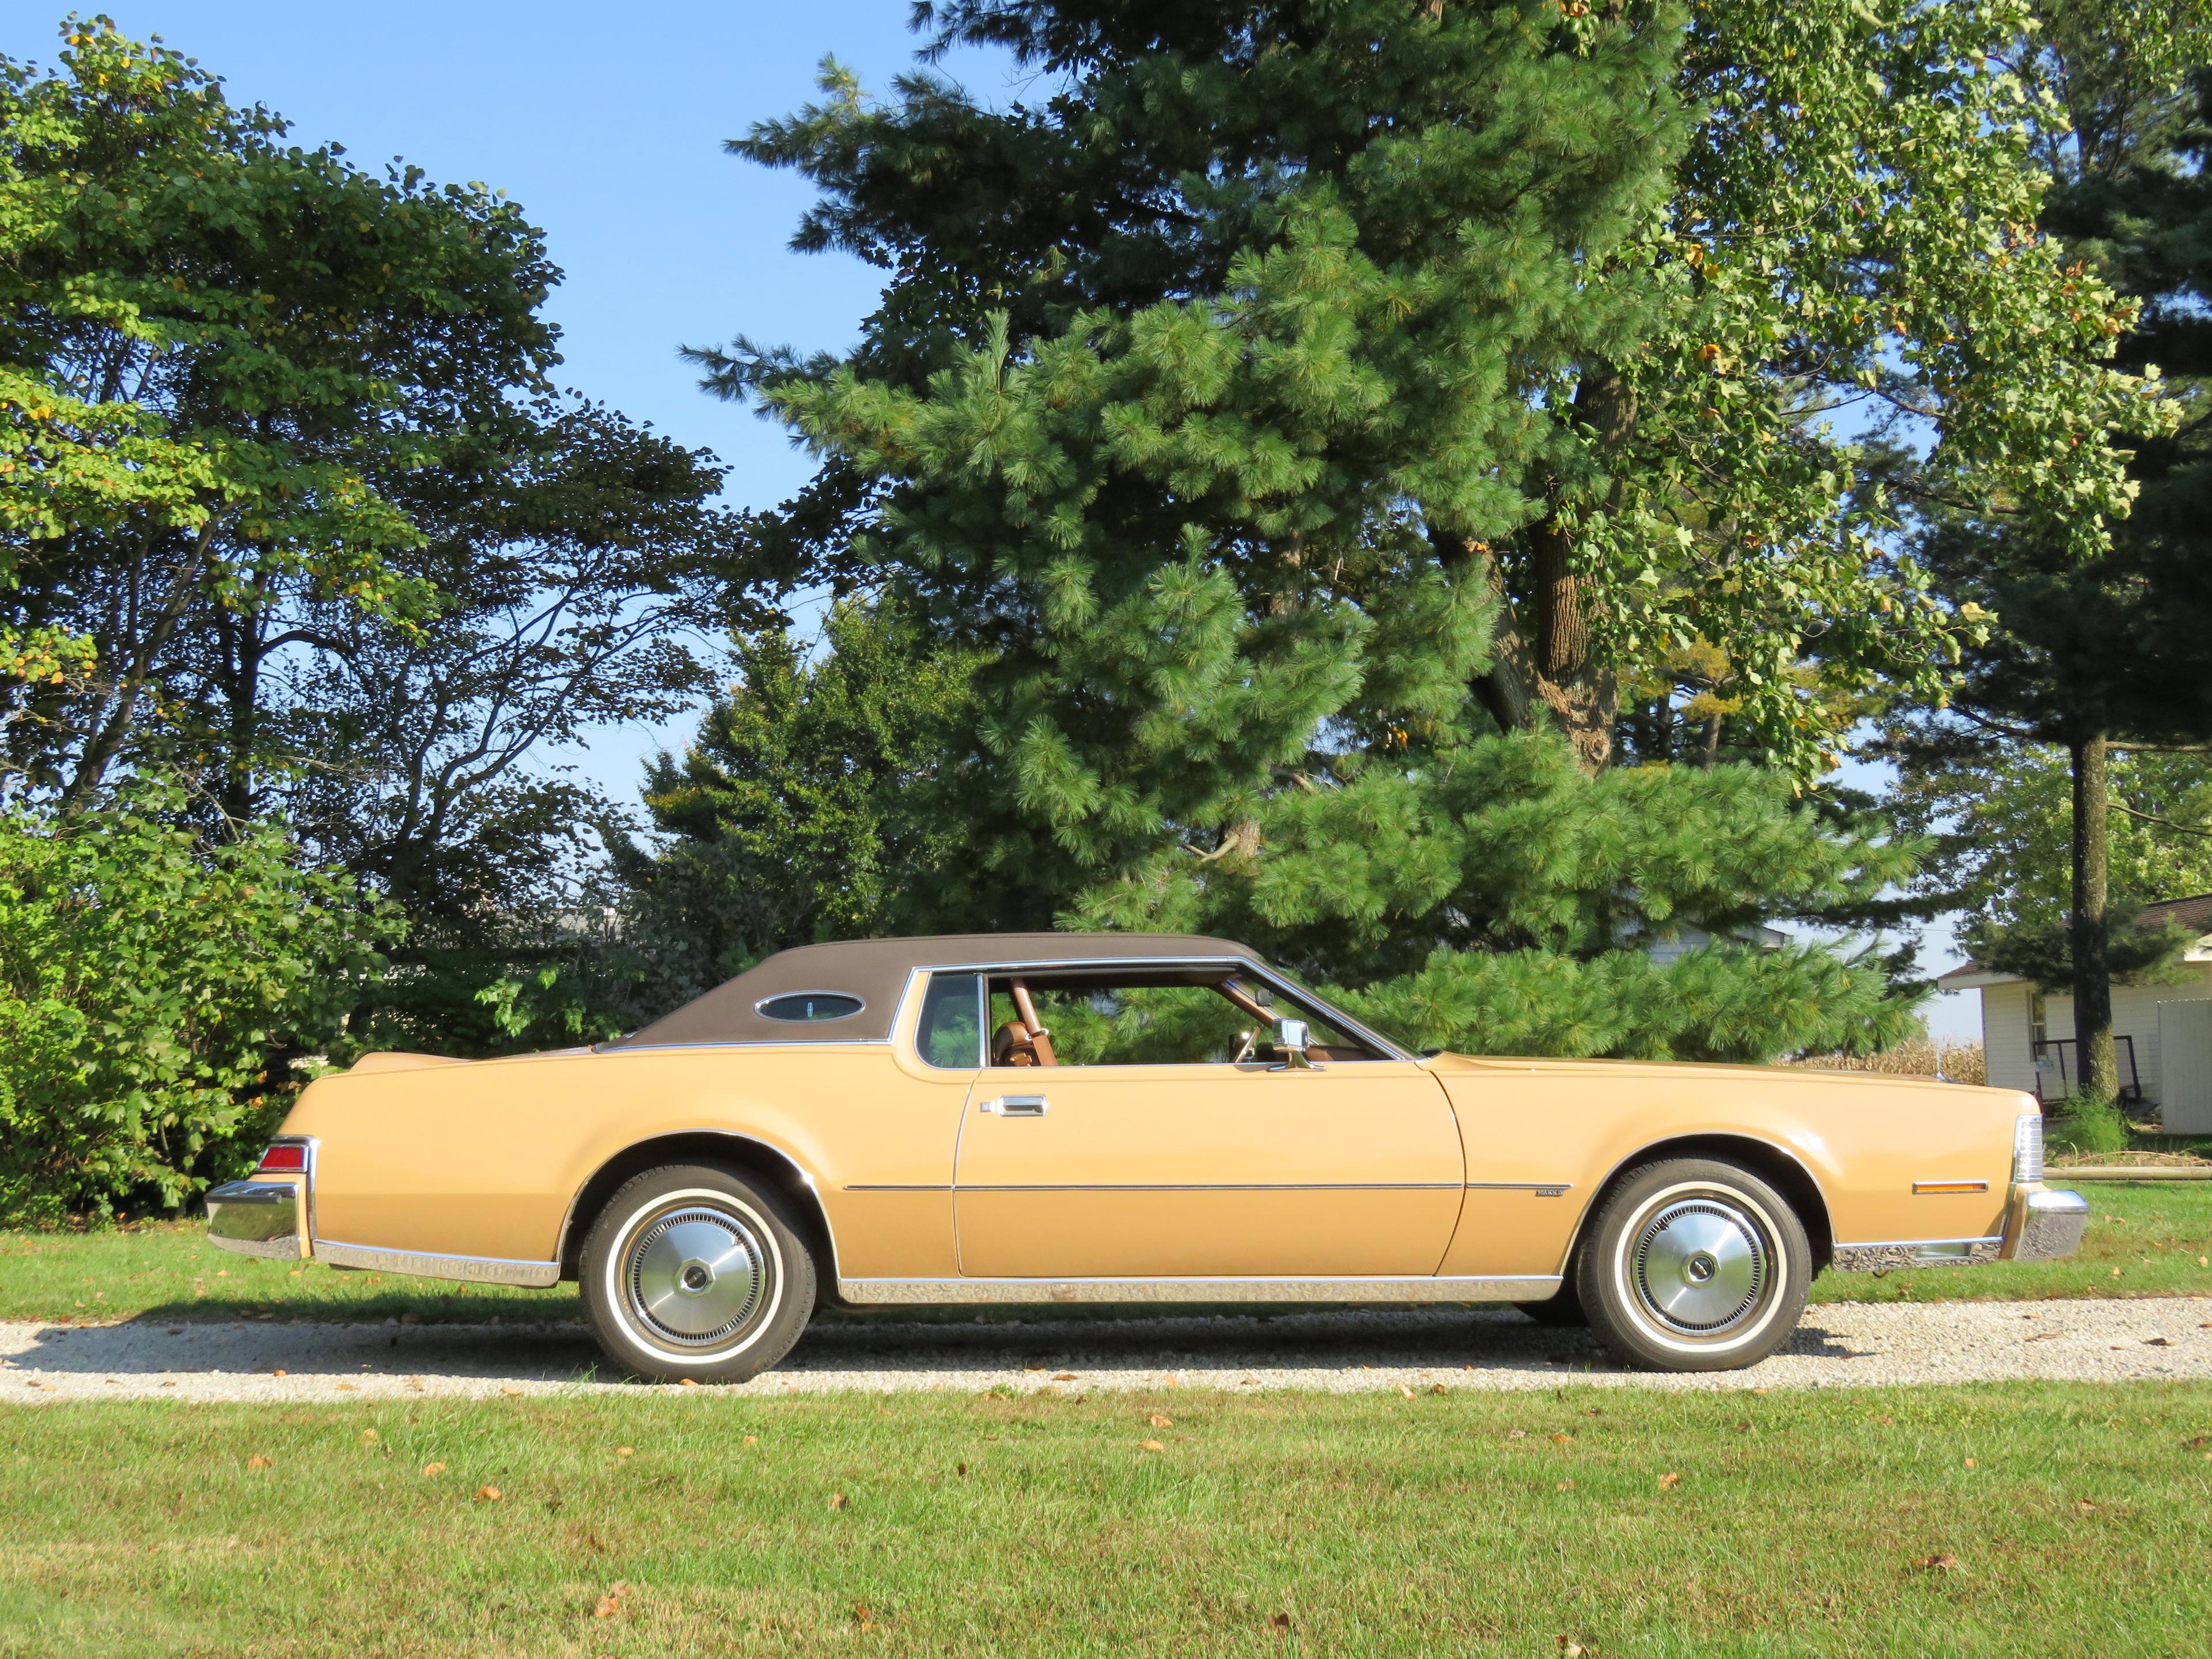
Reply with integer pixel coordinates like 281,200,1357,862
990,983,1245,1065
915,972,984,1069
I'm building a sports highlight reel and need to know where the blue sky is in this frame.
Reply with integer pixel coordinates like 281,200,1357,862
0,1,1002,798
0,2,987,513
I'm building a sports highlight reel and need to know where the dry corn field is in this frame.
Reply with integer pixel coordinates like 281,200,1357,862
1787,1038,1984,1087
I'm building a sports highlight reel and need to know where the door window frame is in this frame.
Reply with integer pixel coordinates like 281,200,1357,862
899,955,1411,1068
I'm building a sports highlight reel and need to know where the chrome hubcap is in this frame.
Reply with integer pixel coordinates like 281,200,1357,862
624,1205,771,1346
1631,1197,1768,1336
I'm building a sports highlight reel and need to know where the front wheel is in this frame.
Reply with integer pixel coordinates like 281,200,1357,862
579,1163,817,1383
1576,1158,1810,1373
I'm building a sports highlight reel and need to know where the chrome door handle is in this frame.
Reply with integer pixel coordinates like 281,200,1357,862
980,1095,1048,1116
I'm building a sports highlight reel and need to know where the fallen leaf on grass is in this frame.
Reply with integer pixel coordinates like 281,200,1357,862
854,1603,878,1632
1658,1471,1681,1490
1398,1384,1415,1400
1964,1458,1977,1469
1549,1433,1574,1446
615,1446,633,1457
421,1462,446,1476
1555,1480,1574,1491
360,1429,379,1444
1054,1372,1077,1381
956,1463,968,1478
1431,1384,1448,1395
246,1455,272,1471
1271,1613,1291,1631
501,1385,524,1396
592,1596,620,1619
1148,1414,1173,1428
2077,1499,2100,1514
1558,1639,1593,1657
1141,1440,1166,1452
1917,1554,1959,1572
828,1492,849,1510
476,1486,502,1503
743,1435,757,1446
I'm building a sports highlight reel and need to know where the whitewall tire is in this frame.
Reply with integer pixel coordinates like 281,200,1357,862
579,1163,817,1383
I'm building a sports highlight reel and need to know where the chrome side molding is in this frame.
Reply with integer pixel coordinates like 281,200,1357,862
836,1275,1560,1306
312,1238,562,1288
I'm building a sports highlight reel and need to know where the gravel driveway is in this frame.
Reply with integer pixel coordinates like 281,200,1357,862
5,1297,2210,1402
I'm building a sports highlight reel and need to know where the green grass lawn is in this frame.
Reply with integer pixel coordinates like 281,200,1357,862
3,1382,2210,1657
6,1180,2211,1327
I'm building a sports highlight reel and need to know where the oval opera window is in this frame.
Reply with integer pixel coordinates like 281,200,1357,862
755,992,865,1024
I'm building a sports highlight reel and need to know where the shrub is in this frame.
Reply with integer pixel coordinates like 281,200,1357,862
0,786,391,1221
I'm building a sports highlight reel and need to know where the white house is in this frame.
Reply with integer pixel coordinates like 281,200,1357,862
1939,892,2212,1132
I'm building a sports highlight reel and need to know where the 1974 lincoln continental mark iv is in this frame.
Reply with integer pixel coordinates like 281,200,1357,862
208,933,2089,1379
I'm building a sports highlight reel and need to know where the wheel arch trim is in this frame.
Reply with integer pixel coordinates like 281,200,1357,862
554,1130,843,1283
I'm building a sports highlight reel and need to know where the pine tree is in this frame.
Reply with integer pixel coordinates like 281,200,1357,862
665,0,2142,1058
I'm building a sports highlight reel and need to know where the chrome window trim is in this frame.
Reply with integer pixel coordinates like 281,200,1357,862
835,1274,1560,1306
752,989,868,1022
597,1038,895,1052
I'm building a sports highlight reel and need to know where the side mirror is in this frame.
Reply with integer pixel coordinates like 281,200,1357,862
1272,1016,1314,1069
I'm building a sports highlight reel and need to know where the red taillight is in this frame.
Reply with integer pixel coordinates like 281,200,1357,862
255,1143,307,1175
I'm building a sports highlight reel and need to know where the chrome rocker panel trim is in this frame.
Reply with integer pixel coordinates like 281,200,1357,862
836,1274,1561,1306
312,1238,563,1288
1830,1238,2004,1272
205,1179,306,1262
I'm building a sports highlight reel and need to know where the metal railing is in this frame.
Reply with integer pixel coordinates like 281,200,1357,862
2032,1035,2142,1105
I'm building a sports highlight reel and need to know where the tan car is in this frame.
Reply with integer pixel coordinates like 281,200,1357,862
208,932,2087,1378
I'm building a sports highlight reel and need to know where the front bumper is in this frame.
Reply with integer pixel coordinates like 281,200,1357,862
2002,1183,2090,1263
206,1179,308,1261
1830,1181,2088,1273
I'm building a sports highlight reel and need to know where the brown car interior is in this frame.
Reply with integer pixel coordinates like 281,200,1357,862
985,971,1379,1066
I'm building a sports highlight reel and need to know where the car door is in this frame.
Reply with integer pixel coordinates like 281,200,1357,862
952,977,1464,1278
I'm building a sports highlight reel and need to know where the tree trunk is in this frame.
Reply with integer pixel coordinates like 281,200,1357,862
1455,363,1635,775
2070,732,2118,1104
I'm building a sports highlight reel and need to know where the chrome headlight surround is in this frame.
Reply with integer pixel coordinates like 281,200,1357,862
2012,1108,2046,1187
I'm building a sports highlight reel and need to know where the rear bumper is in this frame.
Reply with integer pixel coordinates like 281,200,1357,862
206,1179,307,1261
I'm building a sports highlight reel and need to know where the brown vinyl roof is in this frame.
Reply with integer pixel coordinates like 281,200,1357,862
609,933,1257,1047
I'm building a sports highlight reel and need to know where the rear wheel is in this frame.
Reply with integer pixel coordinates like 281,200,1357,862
1576,1157,1809,1373
579,1163,817,1384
